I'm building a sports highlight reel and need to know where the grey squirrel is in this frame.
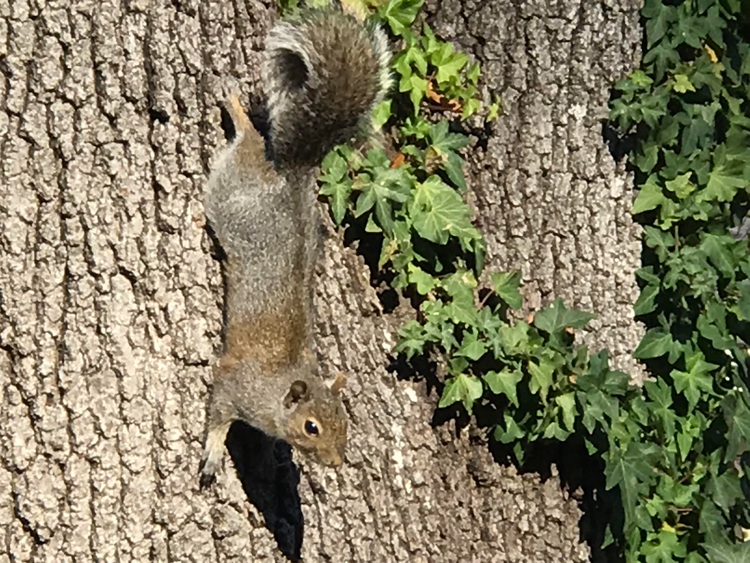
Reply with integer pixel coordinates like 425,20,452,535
199,5,391,486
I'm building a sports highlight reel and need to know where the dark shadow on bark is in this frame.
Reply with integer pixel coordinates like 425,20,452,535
601,117,640,163
390,352,626,563
226,422,304,562
490,437,625,563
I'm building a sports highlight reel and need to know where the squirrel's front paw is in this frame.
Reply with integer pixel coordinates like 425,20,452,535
199,421,231,489
198,450,221,489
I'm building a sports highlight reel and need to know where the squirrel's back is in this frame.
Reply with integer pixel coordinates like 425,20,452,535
263,7,391,168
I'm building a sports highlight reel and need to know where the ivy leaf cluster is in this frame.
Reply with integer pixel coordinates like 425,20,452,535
374,0,484,118
607,0,750,560
396,279,642,465
319,122,484,287
316,0,500,285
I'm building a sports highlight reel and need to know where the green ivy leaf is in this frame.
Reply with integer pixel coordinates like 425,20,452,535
634,283,660,316
455,329,487,361
483,369,523,407
636,265,661,285
407,263,436,295
494,412,525,444
319,151,352,225
490,271,523,309
723,394,750,462
399,115,431,139
643,39,681,82
428,120,471,152
466,61,480,83
642,0,677,48
577,350,630,396
431,43,468,85
644,379,677,437
673,5,705,49
672,73,696,93
642,529,686,563
604,442,659,537
528,357,554,402
542,420,572,441
498,322,531,355
579,389,620,433
632,175,667,214
365,213,382,233
370,99,392,130
406,75,428,115
637,143,660,173
439,373,483,413
354,166,412,235
394,320,428,359
630,69,654,87
410,175,481,245
699,500,726,541
645,494,667,519
447,356,469,376
404,43,428,76
442,151,467,191
441,271,478,326
703,151,748,202
737,280,750,321
533,297,596,334
703,4,727,48
633,327,676,359
461,98,481,118
656,473,697,507
701,233,737,279
476,306,503,335
665,172,695,198
670,352,717,409
655,115,681,147
703,539,750,563
426,122,469,190
377,0,424,36
643,226,675,262
555,393,577,431
676,430,693,461
707,470,743,514
697,303,735,350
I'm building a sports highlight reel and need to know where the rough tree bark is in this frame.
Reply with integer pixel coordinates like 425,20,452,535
0,0,642,561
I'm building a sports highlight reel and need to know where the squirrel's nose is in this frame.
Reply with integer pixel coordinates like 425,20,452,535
328,451,343,467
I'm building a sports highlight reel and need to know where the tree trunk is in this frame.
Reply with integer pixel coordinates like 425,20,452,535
0,0,641,561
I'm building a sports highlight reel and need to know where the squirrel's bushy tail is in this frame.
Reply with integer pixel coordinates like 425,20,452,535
262,7,391,168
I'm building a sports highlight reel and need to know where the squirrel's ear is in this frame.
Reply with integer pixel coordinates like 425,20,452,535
284,380,309,408
275,49,309,92
326,372,346,394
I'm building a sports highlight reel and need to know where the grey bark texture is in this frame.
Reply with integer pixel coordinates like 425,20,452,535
0,0,642,562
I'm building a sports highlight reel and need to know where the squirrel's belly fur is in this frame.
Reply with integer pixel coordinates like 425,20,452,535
199,4,391,487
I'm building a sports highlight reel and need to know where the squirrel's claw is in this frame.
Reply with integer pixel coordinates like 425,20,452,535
199,471,216,490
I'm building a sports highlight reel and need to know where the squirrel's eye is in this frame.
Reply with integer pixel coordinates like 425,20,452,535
304,420,319,436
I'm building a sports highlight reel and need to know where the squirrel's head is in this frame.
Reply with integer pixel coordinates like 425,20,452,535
281,372,347,467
